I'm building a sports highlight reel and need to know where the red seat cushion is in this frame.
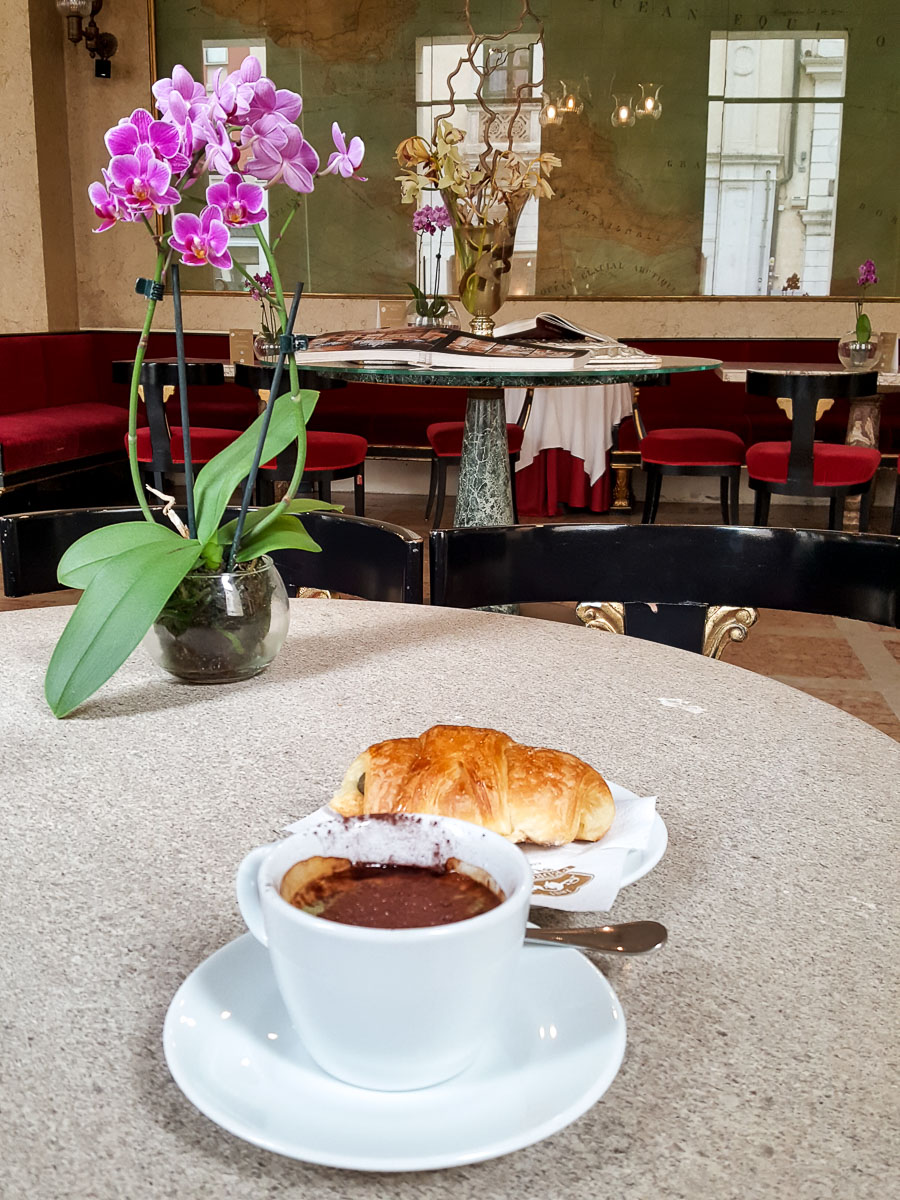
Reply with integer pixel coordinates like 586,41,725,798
640,428,745,467
0,403,129,474
745,442,882,487
304,431,368,471
134,426,256,464
427,421,525,457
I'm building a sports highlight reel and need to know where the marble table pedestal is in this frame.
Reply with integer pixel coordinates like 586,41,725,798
454,388,515,527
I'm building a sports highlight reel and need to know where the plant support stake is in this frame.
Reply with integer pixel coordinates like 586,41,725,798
170,263,196,539
227,282,305,569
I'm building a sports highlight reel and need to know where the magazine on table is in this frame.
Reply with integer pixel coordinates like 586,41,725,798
291,327,592,372
493,313,662,368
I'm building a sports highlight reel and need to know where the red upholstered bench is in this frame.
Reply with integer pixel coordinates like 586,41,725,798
0,333,133,490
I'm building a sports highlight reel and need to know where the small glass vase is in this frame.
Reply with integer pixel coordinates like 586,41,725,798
405,301,461,330
443,193,526,337
253,331,281,363
144,556,290,684
837,331,880,372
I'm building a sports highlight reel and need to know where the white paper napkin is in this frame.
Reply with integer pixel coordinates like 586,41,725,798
284,782,662,914
523,783,660,913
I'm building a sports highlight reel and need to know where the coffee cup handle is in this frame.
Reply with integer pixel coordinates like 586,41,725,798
235,844,274,946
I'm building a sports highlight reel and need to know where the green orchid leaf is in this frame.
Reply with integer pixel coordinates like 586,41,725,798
57,520,185,589
234,515,323,562
45,537,203,718
856,312,872,344
215,498,342,547
193,390,319,545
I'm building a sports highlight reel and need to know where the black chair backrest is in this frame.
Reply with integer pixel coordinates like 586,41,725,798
0,507,423,604
430,523,900,652
745,370,878,488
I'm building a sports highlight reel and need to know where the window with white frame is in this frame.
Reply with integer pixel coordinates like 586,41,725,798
702,33,847,296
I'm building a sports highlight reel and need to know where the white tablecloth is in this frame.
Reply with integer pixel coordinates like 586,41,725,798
505,385,634,484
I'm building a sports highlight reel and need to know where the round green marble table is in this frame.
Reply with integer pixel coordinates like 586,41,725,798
306,356,721,526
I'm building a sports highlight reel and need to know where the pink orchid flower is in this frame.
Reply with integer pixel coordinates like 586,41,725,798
152,65,208,120
88,170,134,232
199,117,241,176
245,118,320,193
105,108,189,175
246,77,302,126
107,144,181,214
206,173,266,227
168,204,232,268
321,123,366,180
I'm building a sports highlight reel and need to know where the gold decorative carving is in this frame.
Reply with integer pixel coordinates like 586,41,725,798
576,601,758,658
702,605,758,659
611,466,634,511
576,601,624,635
136,384,175,405
257,388,271,410
295,587,331,600
775,396,833,421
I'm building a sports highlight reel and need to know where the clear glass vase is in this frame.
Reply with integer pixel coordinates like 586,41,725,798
253,331,281,363
837,331,880,372
443,193,526,336
144,556,290,684
405,301,460,330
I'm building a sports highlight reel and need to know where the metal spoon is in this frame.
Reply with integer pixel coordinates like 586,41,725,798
524,921,667,955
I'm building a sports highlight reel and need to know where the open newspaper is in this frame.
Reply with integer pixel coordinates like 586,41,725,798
494,313,662,367
292,326,591,372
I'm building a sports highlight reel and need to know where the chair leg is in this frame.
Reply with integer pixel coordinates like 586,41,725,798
317,475,332,504
729,468,741,526
858,484,873,533
892,475,900,536
641,467,662,524
433,458,448,529
719,474,730,524
509,454,519,524
353,465,365,516
828,494,845,531
424,455,438,519
753,488,771,527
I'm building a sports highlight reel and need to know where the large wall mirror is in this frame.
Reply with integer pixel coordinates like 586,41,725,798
152,0,899,298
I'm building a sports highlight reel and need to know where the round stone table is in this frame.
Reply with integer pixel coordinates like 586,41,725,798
2,600,898,1198
308,357,721,527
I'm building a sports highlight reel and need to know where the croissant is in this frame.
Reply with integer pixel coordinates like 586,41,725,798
330,724,615,845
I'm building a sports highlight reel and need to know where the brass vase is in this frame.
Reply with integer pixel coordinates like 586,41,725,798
444,194,526,336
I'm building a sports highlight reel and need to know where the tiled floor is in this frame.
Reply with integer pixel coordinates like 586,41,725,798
3,491,899,741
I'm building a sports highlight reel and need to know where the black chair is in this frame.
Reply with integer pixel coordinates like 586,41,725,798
744,370,882,530
0,508,423,605
429,523,900,653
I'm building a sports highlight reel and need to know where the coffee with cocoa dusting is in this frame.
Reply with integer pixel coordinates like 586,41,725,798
280,855,503,929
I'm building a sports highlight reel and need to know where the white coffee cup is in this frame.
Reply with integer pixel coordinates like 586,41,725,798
236,813,532,1091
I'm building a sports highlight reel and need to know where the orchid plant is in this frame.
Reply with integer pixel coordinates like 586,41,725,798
855,259,878,345
408,204,452,321
45,57,364,718
244,271,282,339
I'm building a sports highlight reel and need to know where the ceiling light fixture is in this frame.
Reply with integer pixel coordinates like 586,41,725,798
55,0,118,78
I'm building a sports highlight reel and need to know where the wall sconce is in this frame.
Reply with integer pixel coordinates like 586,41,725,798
636,82,663,120
610,95,635,128
55,0,118,77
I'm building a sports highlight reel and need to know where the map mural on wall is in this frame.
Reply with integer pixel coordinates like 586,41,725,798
154,0,899,298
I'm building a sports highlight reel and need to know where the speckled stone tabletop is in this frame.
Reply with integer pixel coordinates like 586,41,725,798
2,600,898,1199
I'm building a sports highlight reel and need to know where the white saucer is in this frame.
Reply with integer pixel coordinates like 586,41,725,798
622,811,668,887
163,933,627,1171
